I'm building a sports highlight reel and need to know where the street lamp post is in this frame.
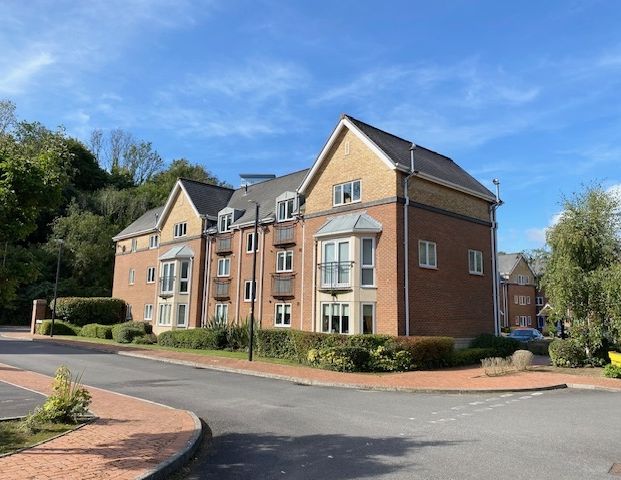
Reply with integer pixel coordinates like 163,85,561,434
248,201,259,361
50,239,64,338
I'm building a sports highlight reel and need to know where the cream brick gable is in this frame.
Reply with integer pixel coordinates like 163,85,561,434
159,189,203,244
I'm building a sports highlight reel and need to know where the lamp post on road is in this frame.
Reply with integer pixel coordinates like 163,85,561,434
50,239,64,338
248,201,259,361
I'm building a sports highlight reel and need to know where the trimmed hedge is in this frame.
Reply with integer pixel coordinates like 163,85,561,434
393,336,454,369
157,328,229,350
549,339,586,367
133,333,157,345
36,320,81,336
470,334,521,357
79,323,113,339
52,297,126,327
111,321,151,344
449,347,497,367
308,346,370,372
527,339,552,356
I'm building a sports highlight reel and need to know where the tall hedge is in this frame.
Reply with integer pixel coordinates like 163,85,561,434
52,297,126,327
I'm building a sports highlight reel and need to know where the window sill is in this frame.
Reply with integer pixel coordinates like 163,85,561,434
468,272,484,276
274,324,291,328
360,285,377,289
333,199,361,208
419,265,438,270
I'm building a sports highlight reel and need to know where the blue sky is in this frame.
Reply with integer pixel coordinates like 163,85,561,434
2,0,621,252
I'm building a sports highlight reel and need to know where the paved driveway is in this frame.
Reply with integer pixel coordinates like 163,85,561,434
0,338,619,480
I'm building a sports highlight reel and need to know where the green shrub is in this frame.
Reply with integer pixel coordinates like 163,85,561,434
36,320,81,336
157,328,228,350
603,364,621,378
368,345,413,372
470,334,521,357
257,329,297,359
133,333,157,345
226,323,250,351
79,323,113,339
527,339,551,356
449,347,497,367
51,297,126,327
308,346,370,372
549,339,586,367
111,321,151,344
392,336,454,369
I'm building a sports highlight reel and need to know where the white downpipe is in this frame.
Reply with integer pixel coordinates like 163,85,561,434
403,144,418,336
300,221,306,331
201,237,211,327
234,229,243,323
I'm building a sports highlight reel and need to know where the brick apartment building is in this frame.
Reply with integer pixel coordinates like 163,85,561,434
497,253,539,330
112,115,501,344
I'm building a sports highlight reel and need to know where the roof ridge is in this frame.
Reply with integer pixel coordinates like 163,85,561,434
179,177,235,191
233,168,310,192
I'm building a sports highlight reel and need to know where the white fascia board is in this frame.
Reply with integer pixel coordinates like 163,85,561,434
112,228,157,242
314,228,381,239
298,117,396,194
156,180,201,229
415,172,496,203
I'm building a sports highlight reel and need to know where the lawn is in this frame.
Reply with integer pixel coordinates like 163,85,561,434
0,420,75,455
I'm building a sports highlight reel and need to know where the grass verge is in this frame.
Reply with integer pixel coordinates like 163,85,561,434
0,420,75,455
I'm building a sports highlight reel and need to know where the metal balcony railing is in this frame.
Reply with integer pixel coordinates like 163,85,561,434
271,273,295,297
216,234,233,255
212,278,231,299
159,276,175,296
273,223,296,246
318,261,354,290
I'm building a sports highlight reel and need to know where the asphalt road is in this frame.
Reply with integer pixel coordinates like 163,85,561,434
0,381,45,418
0,336,619,480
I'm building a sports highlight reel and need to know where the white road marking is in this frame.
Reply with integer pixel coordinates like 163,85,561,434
470,401,484,405
531,392,544,396
500,393,514,398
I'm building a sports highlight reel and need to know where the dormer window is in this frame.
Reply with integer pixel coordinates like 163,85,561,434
333,180,361,206
219,213,232,233
277,198,295,222
173,222,187,238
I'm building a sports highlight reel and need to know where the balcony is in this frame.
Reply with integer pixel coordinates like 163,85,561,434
271,273,295,298
318,262,353,292
273,223,296,246
212,278,231,299
159,276,175,298
215,234,233,255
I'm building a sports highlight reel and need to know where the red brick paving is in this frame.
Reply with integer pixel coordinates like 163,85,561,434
0,362,197,480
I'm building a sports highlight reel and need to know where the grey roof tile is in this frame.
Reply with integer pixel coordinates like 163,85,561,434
497,253,521,276
113,206,164,240
180,178,234,219
315,212,382,237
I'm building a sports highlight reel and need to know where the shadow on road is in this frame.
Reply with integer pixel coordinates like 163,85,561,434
185,431,467,479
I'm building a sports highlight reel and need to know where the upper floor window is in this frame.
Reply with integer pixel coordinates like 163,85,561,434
217,258,230,277
149,235,159,249
517,274,529,285
128,268,135,285
277,198,295,222
246,232,259,253
333,180,361,206
174,222,187,238
131,238,137,252
244,280,257,302
179,260,190,293
276,250,293,272
536,296,544,306
219,213,232,233
361,238,375,287
146,266,156,284
419,240,437,269
468,250,483,275
514,295,531,305
160,262,175,293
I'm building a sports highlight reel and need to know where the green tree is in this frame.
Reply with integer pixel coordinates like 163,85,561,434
543,185,621,357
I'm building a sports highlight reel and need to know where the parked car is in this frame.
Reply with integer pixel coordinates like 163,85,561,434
508,328,545,342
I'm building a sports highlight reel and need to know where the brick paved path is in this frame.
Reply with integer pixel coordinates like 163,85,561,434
19,334,621,393
0,363,198,480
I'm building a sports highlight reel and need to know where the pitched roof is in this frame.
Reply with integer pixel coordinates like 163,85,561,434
344,115,495,200
315,212,382,238
497,253,521,276
226,169,310,227
113,206,164,240
178,178,234,220
159,245,195,260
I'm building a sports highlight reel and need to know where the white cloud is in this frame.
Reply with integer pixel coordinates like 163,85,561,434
525,212,563,247
0,51,55,94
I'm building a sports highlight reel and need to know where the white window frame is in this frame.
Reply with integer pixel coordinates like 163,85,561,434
244,280,256,302
215,304,228,322
179,260,190,294
146,266,156,284
161,261,175,293
361,303,375,335
173,222,188,238
320,302,351,334
276,250,293,273
275,303,292,327
517,274,529,285
144,304,153,321
129,268,135,285
419,240,437,269
246,232,259,253
218,213,232,233
277,198,295,222
131,238,137,252
333,179,361,206
468,249,483,275
158,304,172,326
217,258,231,277
361,237,375,287
536,296,544,306
177,303,188,328
321,240,351,288
149,234,159,249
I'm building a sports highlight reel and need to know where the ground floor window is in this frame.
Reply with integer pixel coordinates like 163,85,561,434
158,304,172,326
321,303,350,334
537,316,545,329
361,303,375,334
516,315,532,327
126,304,132,320
215,304,228,323
177,304,188,328
144,304,153,321
275,303,291,327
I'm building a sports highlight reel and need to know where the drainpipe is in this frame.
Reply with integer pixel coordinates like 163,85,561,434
258,225,266,329
201,234,212,327
311,239,318,332
300,220,306,331
235,228,243,323
490,179,503,336
403,143,419,336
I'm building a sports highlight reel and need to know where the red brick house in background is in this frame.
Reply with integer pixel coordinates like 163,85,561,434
497,253,538,330
112,114,502,345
